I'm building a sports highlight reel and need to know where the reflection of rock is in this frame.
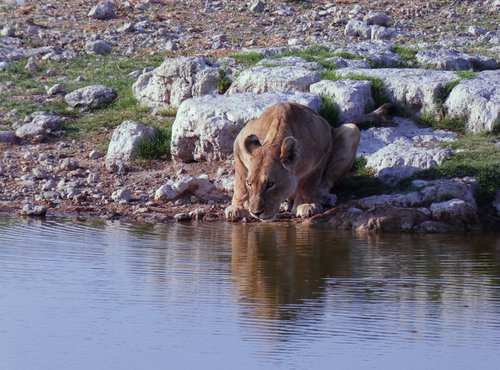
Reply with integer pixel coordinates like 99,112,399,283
230,224,351,320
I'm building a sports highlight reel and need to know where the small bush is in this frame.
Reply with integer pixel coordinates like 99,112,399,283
216,68,232,94
319,95,340,127
136,126,172,160
391,44,418,65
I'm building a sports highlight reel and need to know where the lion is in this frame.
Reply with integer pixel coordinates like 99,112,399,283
224,102,364,221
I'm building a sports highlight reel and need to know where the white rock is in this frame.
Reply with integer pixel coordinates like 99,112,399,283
111,187,132,203
85,40,113,55
445,70,500,132
430,199,477,220
20,204,47,217
256,56,323,70
171,91,322,162
89,150,105,159
325,57,371,69
344,19,372,39
249,0,265,13
363,11,390,26
336,68,458,113
33,167,49,180
132,56,218,108
226,66,321,95
371,25,397,41
336,40,403,67
15,111,64,140
155,175,218,201
0,61,8,71
65,85,117,109
47,83,65,96
88,1,116,20
416,48,498,71
60,158,78,171
106,120,155,162
310,79,374,123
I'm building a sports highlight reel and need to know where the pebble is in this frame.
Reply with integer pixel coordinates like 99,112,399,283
33,168,49,180
20,204,47,217
111,187,132,203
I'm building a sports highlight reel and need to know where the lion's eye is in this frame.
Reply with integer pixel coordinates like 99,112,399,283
265,182,275,190
246,181,252,187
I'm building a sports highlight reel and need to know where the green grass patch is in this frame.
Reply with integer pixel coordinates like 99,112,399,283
319,95,340,128
457,70,477,79
343,73,390,107
391,44,418,65
216,68,232,94
135,125,172,161
230,51,265,67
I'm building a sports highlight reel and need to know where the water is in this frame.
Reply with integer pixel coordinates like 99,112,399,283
1,215,499,370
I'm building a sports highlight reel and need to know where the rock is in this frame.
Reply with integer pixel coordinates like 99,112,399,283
60,158,78,171
89,150,105,159
0,61,8,71
105,159,126,174
118,22,135,33
15,111,64,140
309,79,374,123
88,1,116,20
111,187,132,203
174,213,192,222
20,204,47,217
307,178,480,232
171,91,322,162
444,70,500,132
226,66,321,95
1,26,16,37
358,117,457,184
85,40,113,55
65,85,117,109
47,83,65,96
256,56,323,70
344,19,372,39
416,48,498,71
363,11,390,26
0,130,18,144
249,0,265,13
335,68,458,113
371,25,397,41
468,26,487,36
33,167,49,180
105,120,155,162
25,57,38,72
325,57,371,69
132,56,218,108
336,41,403,67
155,175,219,202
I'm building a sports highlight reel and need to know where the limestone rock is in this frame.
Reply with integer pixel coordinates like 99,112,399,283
249,0,265,13
111,187,132,203
85,40,113,55
106,120,155,162
171,92,322,162
336,41,403,67
256,56,323,70
155,175,219,202
358,117,457,185
363,11,390,26
336,68,458,113
88,1,116,20
132,56,218,108
310,79,374,123
226,66,321,95
444,70,500,132
15,111,65,140
20,204,47,217
65,85,117,109
325,57,371,69
416,48,498,71
344,19,372,39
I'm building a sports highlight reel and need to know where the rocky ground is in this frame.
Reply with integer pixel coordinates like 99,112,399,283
0,0,499,232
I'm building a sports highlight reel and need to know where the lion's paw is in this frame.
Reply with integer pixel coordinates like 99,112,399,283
224,206,248,222
295,203,323,218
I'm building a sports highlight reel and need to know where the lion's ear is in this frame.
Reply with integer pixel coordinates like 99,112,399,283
244,134,261,155
280,136,299,171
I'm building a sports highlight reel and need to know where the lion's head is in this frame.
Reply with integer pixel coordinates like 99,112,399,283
243,134,299,221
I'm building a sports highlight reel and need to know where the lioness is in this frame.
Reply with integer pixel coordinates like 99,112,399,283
225,102,361,221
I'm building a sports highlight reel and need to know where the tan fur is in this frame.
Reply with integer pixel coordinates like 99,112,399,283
225,102,360,221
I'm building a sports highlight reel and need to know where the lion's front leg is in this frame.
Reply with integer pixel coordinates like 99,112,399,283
225,153,250,222
291,181,325,219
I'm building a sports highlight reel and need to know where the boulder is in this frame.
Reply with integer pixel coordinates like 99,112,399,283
325,57,371,69
106,120,155,162
335,40,403,67
307,178,481,232
65,85,117,109
0,130,18,144
310,79,374,123
88,1,116,20
256,56,323,70
171,92,322,162
111,187,132,203
85,40,113,55
226,66,321,95
155,175,220,202
363,11,390,26
20,204,47,217
15,111,65,140
132,56,218,108
358,117,457,185
336,68,458,113
371,25,397,41
444,70,500,132
416,48,498,71
344,19,372,39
